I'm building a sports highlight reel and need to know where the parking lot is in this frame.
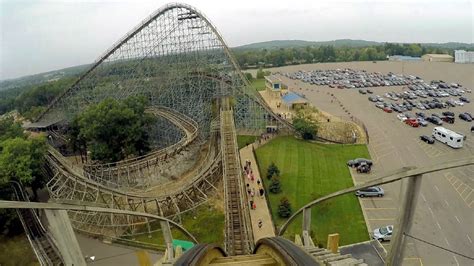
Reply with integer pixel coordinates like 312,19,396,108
271,61,473,266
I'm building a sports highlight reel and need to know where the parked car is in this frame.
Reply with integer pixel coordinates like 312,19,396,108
416,112,426,118
359,89,367,94
459,113,473,122
441,116,455,124
356,162,371,173
355,186,384,197
392,106,402,113
405,118,419,127
373,225,393,242
459,96,470,103
426,116,443,125
367,89,373,94
368,96,377,102
383,107,393,113
442,111,454,117
347,158,373,167
417,118,428,127
397,114,407,122
420,135,435,144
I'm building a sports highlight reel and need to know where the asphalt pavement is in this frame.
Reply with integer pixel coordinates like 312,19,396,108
279,74,473,266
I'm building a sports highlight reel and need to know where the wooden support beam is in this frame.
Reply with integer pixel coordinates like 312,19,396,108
193,184,207,199
182,191,195,206
327,233,340,254
387,174,422,266
302,207,311,233
202,178,217,190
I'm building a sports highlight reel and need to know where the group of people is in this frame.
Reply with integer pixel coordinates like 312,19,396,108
243,159,266,229
244,160,265,228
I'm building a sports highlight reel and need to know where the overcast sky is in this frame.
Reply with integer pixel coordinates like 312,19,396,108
0,0,472,80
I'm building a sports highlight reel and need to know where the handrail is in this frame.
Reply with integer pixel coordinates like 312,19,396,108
0,200,199,244
10,182,64,265
278,156,474,235
46,142,220,201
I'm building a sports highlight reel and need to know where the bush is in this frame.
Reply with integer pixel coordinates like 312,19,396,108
278,197,292,218
256,68,268,79
269,177,281,194
293,112,319,140
244,72,253,81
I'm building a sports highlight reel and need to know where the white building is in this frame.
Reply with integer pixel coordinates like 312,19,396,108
454,50,474,63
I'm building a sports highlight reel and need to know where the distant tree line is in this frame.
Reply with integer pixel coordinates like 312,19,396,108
0,77,75,119
233,43,454,68
0,42,462,119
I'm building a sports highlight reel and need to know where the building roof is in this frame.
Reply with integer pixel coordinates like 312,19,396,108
282,92,308,105
389,55,421,60
22,118,64,129
422,54,453,59
264,74,282,83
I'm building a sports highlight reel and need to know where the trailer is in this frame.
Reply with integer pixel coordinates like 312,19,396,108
432,127,464,148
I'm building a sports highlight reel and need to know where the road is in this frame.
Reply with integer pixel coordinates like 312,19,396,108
277,71,473,265
76,234,162,265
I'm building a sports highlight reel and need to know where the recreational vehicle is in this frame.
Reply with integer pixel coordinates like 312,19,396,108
432,127,464,148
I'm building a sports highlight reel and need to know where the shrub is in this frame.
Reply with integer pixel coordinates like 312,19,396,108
278,197,292,218
244,72,253,81
293,111,319,140
269,177,281,194
267,162,280,179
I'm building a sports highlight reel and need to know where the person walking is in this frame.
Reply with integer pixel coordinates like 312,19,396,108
259,188,264,198
258,219,263,228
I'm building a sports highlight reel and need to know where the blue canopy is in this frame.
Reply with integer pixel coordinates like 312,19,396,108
282,92,307,105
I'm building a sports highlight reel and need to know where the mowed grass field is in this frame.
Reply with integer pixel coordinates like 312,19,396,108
133,202,224,246
250,78,266,91
255,136,370,247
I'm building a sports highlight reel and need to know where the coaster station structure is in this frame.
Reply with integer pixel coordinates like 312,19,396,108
27,2,290,256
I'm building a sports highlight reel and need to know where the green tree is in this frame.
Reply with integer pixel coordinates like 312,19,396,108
278,197,292,218
0,119,47,236
70,96,154,162
0,117,24,142
256,68,266,79
293,111,319,140
269,177,282,194
244,72,253,81
0,136,46,187
266,162,280,179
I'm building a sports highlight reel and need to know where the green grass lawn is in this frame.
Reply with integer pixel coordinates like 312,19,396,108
255,136,370,247
250,78,266,91
132,203,224,246
237,135,258,149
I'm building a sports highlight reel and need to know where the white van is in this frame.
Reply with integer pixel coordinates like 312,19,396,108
432,127,464,148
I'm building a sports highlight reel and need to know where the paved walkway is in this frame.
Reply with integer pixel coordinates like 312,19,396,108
239,145,275,242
